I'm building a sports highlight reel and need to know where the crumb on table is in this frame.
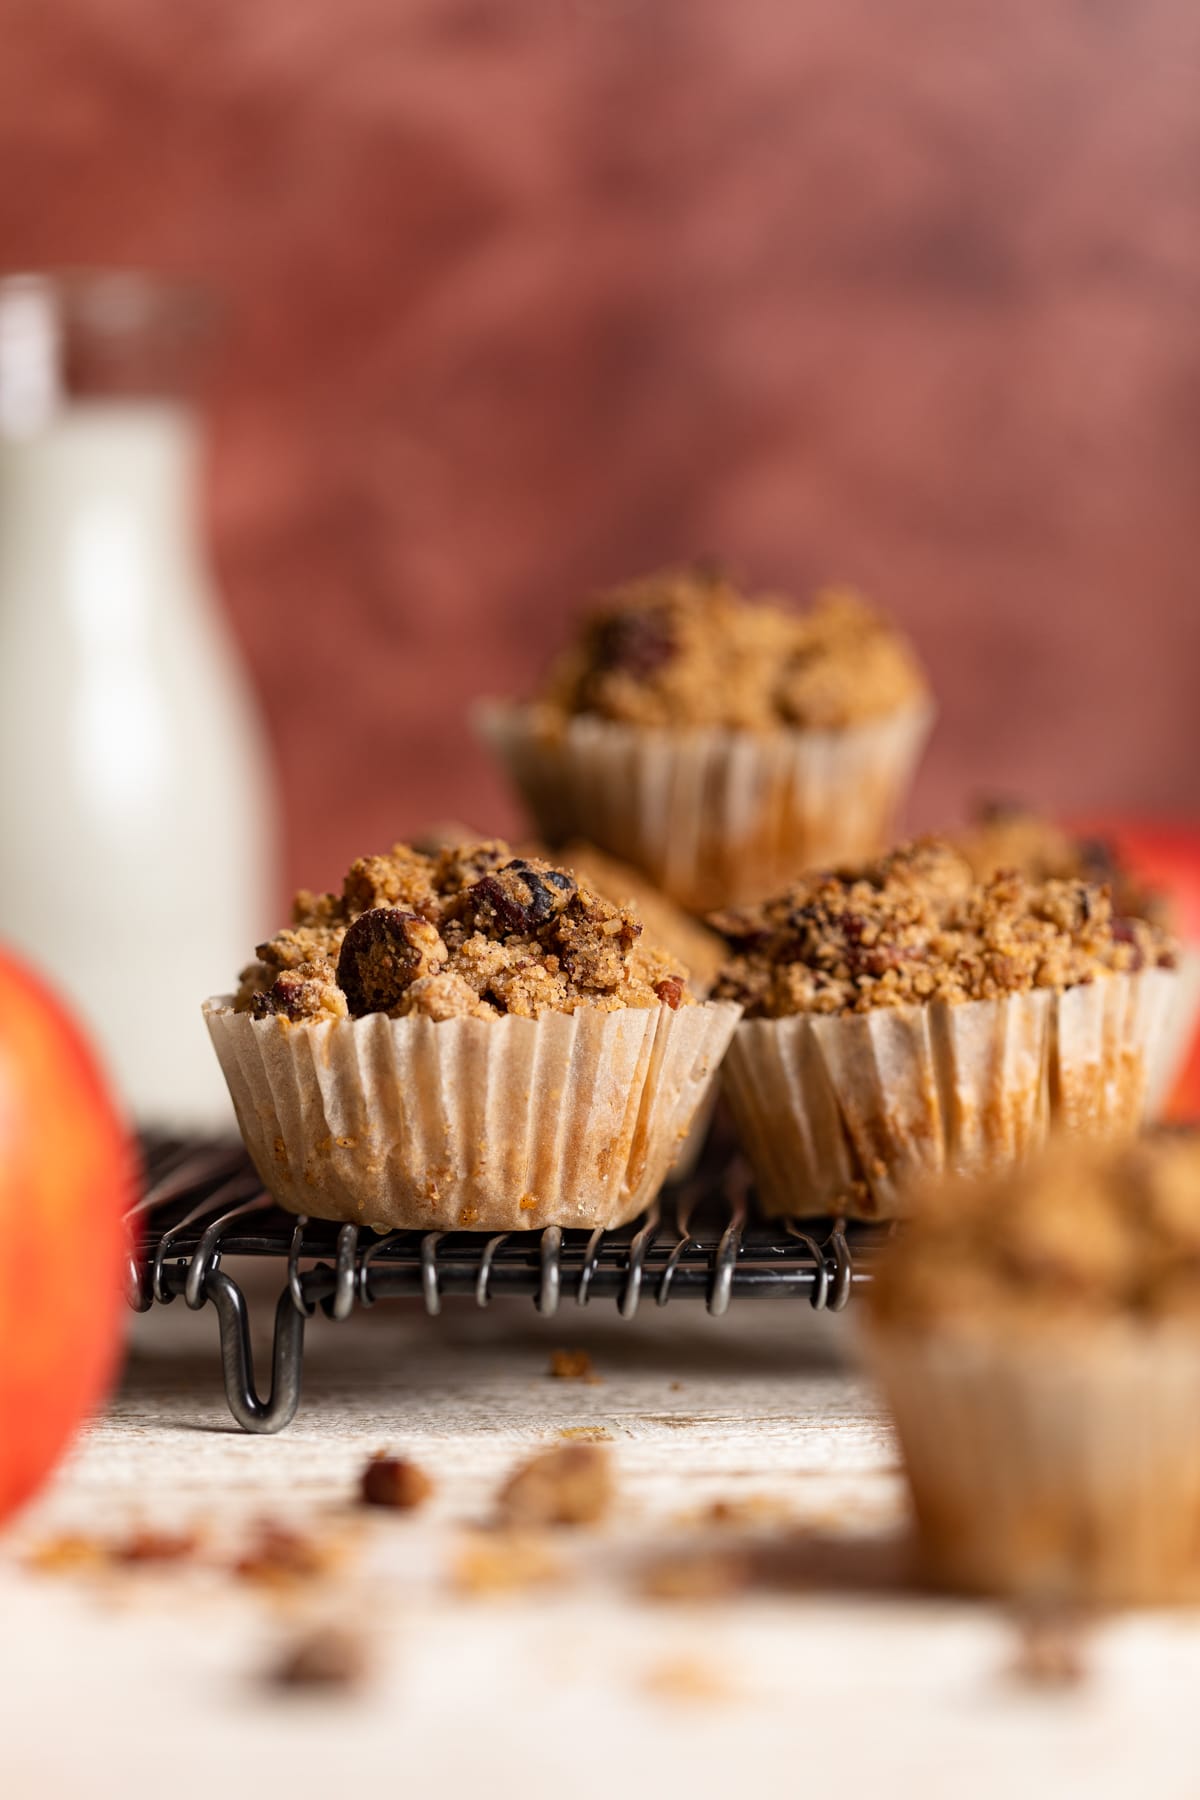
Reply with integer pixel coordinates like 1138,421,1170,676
498,1443,615,1527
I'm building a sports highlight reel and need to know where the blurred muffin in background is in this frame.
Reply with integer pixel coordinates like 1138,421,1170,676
712,839,1178,1219
477,564,933,912
957,800,1170,928
867,1133,1200,1605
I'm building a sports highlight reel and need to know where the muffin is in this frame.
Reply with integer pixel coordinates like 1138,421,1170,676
477,565,933,911
867,1133,1200,1605
205,839,740,1231
958,801,1200,1118
712,839,1178,1219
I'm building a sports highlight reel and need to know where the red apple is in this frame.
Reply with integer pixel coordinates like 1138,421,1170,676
0,951,134,1521
1070,818,1200,1121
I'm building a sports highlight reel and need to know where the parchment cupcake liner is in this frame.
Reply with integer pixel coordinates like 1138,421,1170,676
204,996,741,1233
1146,943,1200,1119
476,701,934,912
867,1323,1200,1605
664,1085,718,1185
722,967,1177,1220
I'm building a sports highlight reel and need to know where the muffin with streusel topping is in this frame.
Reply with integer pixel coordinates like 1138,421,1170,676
206,840,740,1231
711,839,1177,1219
477,565,933,911
867,1133,1200,1604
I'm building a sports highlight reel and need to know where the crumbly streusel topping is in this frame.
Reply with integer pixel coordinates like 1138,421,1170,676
710,839,1175,1018
869,1134,1200,1328
957,802,1170,930
540,565,928,731
537,841,725,994
235,840,692,1024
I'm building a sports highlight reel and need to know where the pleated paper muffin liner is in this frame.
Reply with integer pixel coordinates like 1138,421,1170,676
204,996,741,1233
721,966,1177,1220
475,701,934,912
866,1322,1200,1606
1146,943,1200,1119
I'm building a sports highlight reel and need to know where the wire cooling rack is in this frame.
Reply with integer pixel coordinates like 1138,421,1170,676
127,1135,880,1434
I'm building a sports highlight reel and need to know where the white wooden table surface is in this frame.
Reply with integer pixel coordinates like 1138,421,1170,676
4,1288,1200,1800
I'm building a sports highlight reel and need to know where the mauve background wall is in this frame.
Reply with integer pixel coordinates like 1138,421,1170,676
2,0,1197,901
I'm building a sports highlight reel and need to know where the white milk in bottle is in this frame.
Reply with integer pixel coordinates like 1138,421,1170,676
0,273,275,1131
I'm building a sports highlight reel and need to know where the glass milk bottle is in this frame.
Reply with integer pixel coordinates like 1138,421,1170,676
0,272,275,1132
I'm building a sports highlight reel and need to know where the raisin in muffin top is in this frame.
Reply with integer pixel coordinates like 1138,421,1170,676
870,1134,1200,1331
710,839,1175,1019
235,840,694,1024
539,565,928,731
957,801,1170,931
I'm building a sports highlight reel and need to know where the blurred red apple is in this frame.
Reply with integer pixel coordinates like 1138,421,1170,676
1071,817,1200,1120
0,951,134,1522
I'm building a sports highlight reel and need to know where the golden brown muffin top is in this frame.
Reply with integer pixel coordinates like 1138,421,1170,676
957,801,1171,931
539,565,928,731
235,840,693,1023
869,1133,1200,1330
710,839,1175,1019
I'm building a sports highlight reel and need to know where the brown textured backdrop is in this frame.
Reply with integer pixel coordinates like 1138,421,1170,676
2,0,1198,900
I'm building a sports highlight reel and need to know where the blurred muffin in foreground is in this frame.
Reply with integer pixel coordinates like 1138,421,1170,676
867,1133,1200,1605
712,839,1178,1219
206,838,740,1232
477,564,933,911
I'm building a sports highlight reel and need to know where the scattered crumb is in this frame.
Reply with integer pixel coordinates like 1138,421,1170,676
643,1656,735,1704
25,1527,200,1575
696,1495,795,1530
549,1349,602,1383
360,1453,434,1511
24,1534,109,1576
499,1444,615,1527
557,1426,613,1443
267,1625,370,1693
669,1381,684,1393
450,1530,565,1596
639,1548,752,1602
233,1520,344,1588
111,1528,201,1566
1007,1606,1092,1690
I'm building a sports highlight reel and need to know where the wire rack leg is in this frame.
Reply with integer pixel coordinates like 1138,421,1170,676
205,1271,305,1434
